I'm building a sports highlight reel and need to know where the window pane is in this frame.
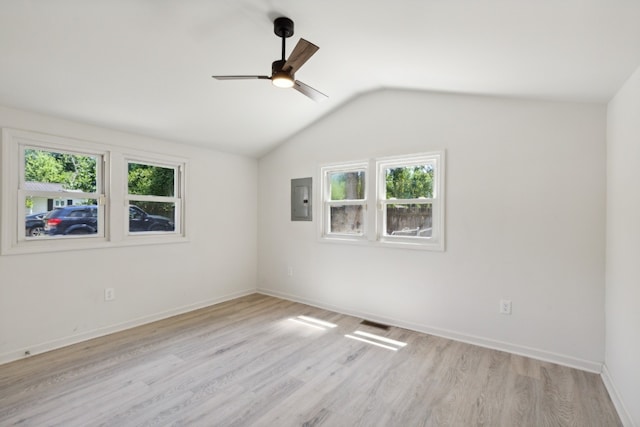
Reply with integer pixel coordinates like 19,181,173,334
129,202,175,232
330,205,364,234
329,171,365,200
24,149,97,193
41,199,99,237
386,203,432,237
385,164,433,199
128,163,175,197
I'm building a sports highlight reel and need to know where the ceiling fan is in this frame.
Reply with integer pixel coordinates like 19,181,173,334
212,17,328,102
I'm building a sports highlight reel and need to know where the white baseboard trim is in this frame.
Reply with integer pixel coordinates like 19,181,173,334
258,288,603,374
0,288,256,366
602,364,635,427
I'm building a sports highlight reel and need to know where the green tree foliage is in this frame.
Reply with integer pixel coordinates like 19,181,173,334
386,165,433,199
24,150,64,184
24,149,96,193
59,153,96,193
330,166,432,201
127,164,174,197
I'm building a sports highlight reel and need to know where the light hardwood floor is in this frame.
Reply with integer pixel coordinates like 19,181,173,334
0,294,622,426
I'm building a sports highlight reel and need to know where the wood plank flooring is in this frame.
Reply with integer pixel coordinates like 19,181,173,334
0,294,622,426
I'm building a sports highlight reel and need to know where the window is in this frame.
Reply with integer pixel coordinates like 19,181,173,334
2,128,187,255
320,162,368,241
376,152,444,250
125,160,182,235
320,151,445,250
20,147,104,240
1,129,109,254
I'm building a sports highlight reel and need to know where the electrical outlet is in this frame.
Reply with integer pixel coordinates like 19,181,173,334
104,288,115,301
287,266,294,277
500,299,512,315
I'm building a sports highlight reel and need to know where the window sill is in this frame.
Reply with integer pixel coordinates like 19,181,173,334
318,235,444,251
375,237,444,252
1,234,189,256
319,234,369,246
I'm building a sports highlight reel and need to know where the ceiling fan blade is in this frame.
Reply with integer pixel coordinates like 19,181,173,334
212,75,270,80
283,39,319,73
293,80,328,102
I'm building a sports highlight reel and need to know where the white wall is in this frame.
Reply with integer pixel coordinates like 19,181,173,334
0,105,258,363
605,66,640,426
258,89,606,370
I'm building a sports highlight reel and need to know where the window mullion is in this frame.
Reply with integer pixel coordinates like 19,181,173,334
126,194,179,204
22,190,99,200
382,198,433,205
326,199,365,207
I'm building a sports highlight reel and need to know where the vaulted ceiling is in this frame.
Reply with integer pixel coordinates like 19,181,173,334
2,1,640,157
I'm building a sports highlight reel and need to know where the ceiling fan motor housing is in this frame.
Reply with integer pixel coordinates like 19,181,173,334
274,17,294,38
272,60,290,76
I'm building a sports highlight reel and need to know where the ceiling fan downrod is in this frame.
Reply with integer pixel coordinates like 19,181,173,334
274,17,294,61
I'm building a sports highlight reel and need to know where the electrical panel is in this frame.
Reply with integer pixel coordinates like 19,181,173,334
291,177,312,221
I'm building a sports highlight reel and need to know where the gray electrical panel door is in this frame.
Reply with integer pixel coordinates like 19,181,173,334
291,177,312,221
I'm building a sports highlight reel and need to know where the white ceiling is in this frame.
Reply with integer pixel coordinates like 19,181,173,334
1,1,640,157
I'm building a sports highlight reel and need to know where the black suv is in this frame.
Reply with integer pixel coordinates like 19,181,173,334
128,205,175,232
26,212,46,236
44,205,174,235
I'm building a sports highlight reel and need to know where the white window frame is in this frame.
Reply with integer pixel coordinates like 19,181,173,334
20,144,106,239
124,157,184,238
375,152,445,251
1,128,189,255
1,128,109,255
319,161,369,243
318,151,445,251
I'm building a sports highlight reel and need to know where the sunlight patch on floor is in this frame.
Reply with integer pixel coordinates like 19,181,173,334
288,315,338,330
345,330,407,351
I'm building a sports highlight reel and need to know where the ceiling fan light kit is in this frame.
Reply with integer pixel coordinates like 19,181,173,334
212,16,327,101
272,74,294,88
271,60,294,88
